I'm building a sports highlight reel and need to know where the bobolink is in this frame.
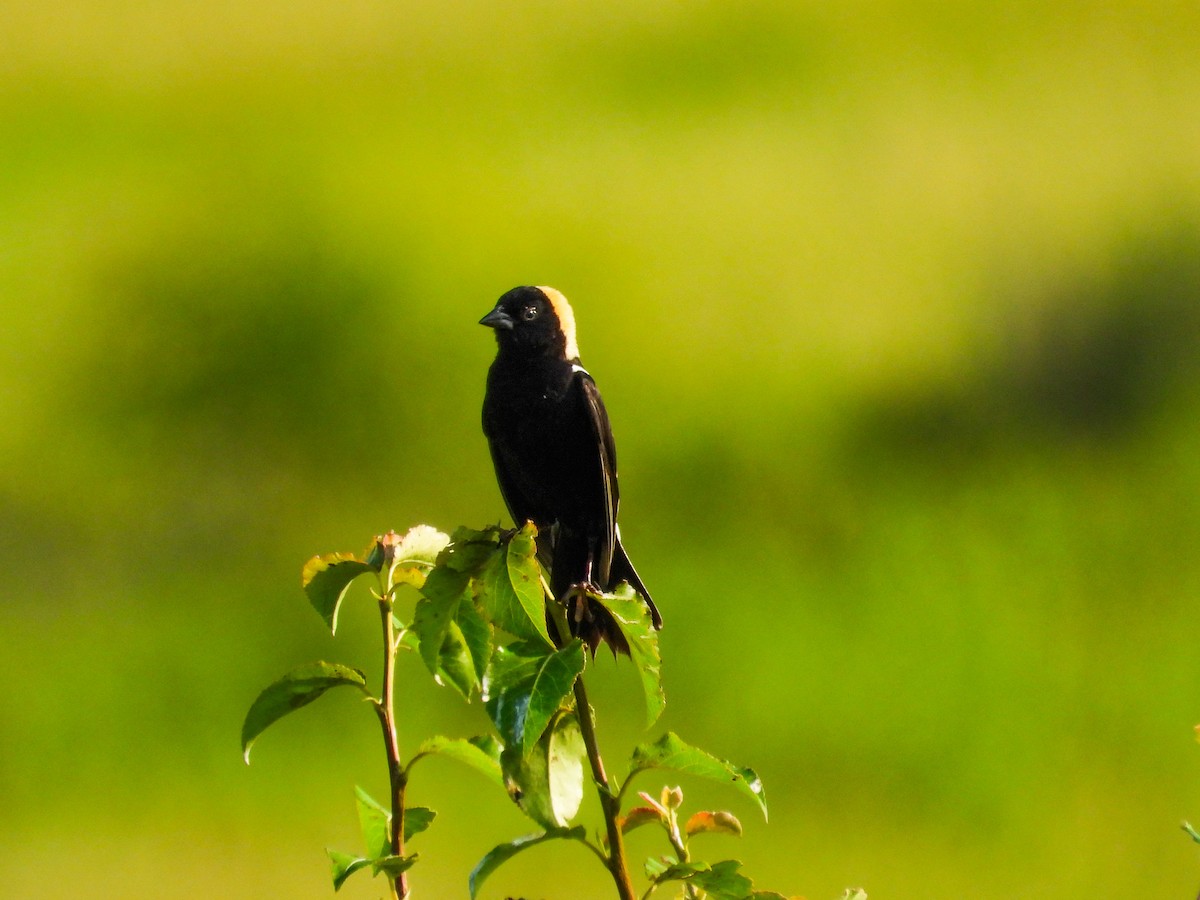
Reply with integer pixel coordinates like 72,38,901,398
480,285,661,652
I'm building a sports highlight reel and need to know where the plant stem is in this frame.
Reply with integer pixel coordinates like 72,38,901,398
376,598,409,899
545,580,636,900
573,674,637,900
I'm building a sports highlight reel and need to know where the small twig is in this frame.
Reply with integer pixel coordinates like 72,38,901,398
573,674,637,900
544,583,637,900
375,595,409,899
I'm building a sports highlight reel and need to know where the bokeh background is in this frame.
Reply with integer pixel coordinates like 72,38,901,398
4,2,1200,897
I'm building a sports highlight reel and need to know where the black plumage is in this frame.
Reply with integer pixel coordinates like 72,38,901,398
480,285,661,652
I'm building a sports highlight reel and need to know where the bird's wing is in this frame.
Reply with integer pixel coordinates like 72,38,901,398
574,365,618,585
487,437,537,530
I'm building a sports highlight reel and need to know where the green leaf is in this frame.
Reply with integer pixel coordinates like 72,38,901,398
414,566,487,698
498,713,585,829
372,854,418,877
457,596,494,682
476,524,552,645
592,582,665,724
435,619,480,699
241,662,368,763
468,827,586,900
411,735,504,787
628,732,768,821
302,553,376,633
485,640,585,755
440,525,503,574
387,525,451,588
546,714,585,825
669,859,753,899
686,810,744,838
327,849,372,892
404,807,437,842
649,859,753,899
414,567,469,673
507,522,553,643
355,786,390,858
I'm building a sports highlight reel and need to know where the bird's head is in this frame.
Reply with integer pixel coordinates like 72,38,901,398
480,285,580,361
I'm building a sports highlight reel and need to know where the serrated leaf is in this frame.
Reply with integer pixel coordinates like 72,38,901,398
468,827,586,900
484,640,585,755
507,522,553,644
355,786,390,858
241,662,368,763
414,567,469,674
628,732,768,821
643,856,674,878
619,805,665,834
435,619,480,699
476,524,552,645
498,713,586,829
404,807,437,842
592,582,665,724
457,595,494,682
327,849,372,892
372,853,418,877
302,554,376,633
440,526,503,574
650,859,753,899
686,810,744,838
411,735,504,787
388,525,451,588
678,860,754,899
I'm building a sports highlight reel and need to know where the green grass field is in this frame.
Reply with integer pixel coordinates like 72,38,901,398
3,2,1200,897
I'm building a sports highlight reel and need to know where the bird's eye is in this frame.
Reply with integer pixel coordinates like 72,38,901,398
522,305,539,321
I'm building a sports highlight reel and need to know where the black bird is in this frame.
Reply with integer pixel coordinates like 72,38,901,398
480,285,661,652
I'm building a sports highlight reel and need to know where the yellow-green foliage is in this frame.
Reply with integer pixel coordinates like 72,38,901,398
2,2,1199,898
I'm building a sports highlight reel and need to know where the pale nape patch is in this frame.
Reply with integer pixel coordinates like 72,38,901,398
538,285,580,360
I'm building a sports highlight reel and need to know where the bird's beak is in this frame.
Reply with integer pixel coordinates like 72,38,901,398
479,307,514,331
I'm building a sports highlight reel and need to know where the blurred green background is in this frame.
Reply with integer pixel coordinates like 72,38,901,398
3,1,1200,897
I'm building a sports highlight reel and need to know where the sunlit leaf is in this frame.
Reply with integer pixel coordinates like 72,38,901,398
547,714,585,824
507,522,552,643
619,805,665,834
686,810,743,838
404,807,437,842
476,524,552,645
302,553,376,633
628,732,768,821
371,853,418,877
411,735,504,787
440,526,503,574
435,619,479,699
468,827,586,900
592,582,664,724
499,712,586,828
413,566,469,674
387,525,451,588
649,859,752,899
241,662,368,763
484,640,584,755
327,849,372,892
355,786,390,858
457,595,493,682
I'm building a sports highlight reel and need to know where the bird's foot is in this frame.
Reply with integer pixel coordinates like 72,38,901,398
563,581,602,625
